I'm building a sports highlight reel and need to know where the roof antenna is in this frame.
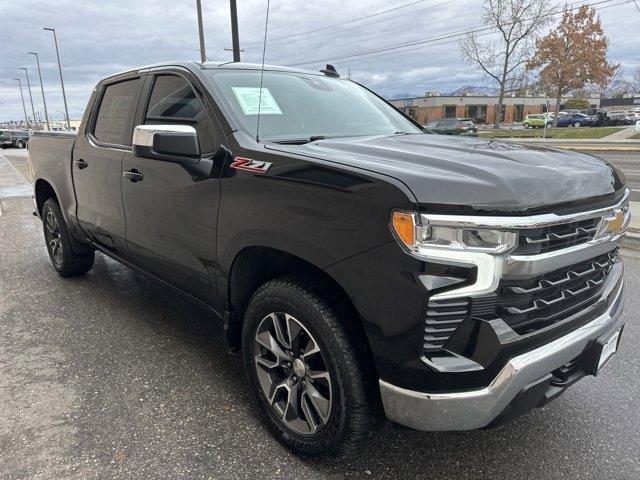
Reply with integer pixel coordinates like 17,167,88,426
255,0,270,143
320,64,340,78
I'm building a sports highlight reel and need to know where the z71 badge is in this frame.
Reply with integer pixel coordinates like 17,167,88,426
230,157,273,174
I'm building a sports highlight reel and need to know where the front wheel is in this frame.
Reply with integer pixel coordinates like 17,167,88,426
242,276,377,458
42,198,95,276
523,122,530,128
17,140,25,149
573,122,581,128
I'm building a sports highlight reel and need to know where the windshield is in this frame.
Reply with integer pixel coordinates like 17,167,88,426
205,69,422,142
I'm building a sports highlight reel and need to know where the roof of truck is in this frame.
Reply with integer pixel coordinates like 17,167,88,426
102,61,330,82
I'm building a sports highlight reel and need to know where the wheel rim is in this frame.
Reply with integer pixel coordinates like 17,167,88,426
253,312,333,435
44,209,63,265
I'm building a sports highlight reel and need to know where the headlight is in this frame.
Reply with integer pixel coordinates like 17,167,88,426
391,211,517,254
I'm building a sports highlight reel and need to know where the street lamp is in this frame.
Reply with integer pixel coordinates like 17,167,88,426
13,78,30,127
18,67,37,130
27,52,51,131
43,27,70,129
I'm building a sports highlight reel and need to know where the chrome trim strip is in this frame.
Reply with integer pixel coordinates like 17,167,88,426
504,238,618,280
420,189,629,229
380,279,625,431
132,124,197,147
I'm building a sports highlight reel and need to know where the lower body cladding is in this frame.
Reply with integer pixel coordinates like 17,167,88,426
380,253,626,431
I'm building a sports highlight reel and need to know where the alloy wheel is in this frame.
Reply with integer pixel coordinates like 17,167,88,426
253,312,333,435
44,210,63,265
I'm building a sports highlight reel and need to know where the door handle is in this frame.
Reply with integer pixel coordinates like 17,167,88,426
123,169,143,183
74,159,88,169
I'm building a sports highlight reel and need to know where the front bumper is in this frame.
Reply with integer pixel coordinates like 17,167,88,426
380,277,625,431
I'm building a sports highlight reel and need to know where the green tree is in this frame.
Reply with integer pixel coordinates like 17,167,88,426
564,98,590,110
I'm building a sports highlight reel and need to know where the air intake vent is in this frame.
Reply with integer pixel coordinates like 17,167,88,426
423,298,469,353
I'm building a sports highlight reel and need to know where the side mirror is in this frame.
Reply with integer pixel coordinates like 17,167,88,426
132,124,200,164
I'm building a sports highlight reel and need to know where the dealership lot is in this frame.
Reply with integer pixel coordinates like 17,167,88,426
1,149,640,479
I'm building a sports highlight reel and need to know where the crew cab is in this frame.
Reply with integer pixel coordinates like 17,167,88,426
28,61,629,459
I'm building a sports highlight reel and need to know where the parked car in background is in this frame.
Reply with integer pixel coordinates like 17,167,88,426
424,117,478,135
606,110,636,126
581,108,608,127
523,114,546,128
554,112,594,128
0,129,30,149
627,110,640,122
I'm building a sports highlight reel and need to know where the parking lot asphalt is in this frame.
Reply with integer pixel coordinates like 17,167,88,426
1,148,640,479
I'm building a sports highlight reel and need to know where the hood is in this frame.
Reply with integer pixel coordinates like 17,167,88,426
266,133,622,213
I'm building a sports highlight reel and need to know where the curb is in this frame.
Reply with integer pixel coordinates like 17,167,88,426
622,233,640,251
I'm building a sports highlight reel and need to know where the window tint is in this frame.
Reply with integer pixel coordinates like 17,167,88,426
93,78,140,145
145,75,214,152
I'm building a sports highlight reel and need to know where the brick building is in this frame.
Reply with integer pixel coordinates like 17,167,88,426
389,94,599,125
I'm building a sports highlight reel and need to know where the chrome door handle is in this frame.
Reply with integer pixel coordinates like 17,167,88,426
74,159,88,169
123,169,143,182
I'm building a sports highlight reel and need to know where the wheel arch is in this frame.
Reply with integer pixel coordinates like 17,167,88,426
34,178,58,216
225,246,373,364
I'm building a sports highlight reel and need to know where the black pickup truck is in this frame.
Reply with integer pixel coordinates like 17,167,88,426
28,61,629,458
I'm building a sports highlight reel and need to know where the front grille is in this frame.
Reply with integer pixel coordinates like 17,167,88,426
489,249,618,334
515,217,600,255
423,298,469,353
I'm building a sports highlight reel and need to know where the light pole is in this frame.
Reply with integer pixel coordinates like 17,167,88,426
19,67,37,130
28,52,50,131
43,28,70,129
196,0,207,63
14,78,30,127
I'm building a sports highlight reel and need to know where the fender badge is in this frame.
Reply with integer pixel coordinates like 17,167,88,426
230,156,273,174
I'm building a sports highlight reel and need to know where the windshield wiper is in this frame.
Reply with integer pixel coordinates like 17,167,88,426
272,135,330,145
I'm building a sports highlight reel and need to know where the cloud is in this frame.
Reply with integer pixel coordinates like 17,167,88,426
0,0,637,121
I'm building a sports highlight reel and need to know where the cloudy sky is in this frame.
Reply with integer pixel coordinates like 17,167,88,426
0,0,638,122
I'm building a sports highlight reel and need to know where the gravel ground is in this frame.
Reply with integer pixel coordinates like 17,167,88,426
1,149,639,479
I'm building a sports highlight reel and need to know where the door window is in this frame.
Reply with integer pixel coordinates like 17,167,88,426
93,78,140,146
145,75,214,153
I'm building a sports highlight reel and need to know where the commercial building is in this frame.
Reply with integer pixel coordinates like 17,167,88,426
389,94,598,125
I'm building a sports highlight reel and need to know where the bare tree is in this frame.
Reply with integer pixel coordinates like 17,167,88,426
460,0,553,128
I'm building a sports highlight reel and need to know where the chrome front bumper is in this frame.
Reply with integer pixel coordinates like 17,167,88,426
379,278,626,431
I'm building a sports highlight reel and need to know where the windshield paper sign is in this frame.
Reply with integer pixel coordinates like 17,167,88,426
231,87,283,116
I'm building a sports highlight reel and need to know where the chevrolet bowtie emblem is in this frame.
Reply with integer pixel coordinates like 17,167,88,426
601,208,625,236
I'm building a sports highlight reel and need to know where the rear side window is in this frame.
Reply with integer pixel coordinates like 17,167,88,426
93,78,140,146
145,75,214,153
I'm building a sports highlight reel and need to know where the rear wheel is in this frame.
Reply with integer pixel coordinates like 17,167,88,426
42,198,94,276
523,122,530,128
573,121,581,128
17,140,25,149
242,276,377,458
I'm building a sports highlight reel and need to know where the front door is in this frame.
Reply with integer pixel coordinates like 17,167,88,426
73,76,143,255
121,72,224,304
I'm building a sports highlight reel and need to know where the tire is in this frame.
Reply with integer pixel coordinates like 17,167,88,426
42,197,95,276
573,122,581,128
242,275,377,459
17,140,24,149
523,122,530,129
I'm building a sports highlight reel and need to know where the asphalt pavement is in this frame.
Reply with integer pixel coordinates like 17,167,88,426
1,148,640,479
601,151,640,202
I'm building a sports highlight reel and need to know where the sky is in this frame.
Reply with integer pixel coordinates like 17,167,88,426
0,0,638,122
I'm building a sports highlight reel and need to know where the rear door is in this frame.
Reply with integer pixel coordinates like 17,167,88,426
73,74,143,255
121,71,224,304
